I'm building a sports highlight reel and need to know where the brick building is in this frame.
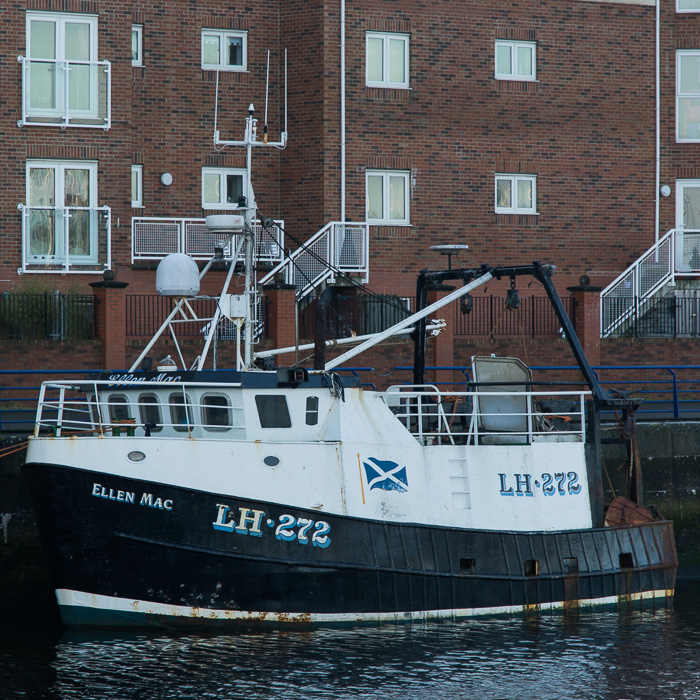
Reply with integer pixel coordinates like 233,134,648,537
0,0,698,377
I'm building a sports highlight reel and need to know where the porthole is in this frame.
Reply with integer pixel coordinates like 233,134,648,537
127,450,146,463
263,455,281,468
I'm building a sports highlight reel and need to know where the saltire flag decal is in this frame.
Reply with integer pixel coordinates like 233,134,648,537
362,457,408,493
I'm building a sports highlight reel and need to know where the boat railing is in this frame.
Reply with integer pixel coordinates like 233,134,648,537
34,379,245,438
384,385,591,446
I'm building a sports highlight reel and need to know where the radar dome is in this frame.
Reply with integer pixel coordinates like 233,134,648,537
156,254,200,297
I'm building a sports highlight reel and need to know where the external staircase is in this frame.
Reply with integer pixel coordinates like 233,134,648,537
257,221,369,300
601,229,700,337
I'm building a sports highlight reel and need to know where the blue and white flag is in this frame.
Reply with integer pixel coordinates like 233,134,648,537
363,457,408,493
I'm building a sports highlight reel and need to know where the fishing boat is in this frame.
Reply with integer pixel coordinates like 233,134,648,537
21,110,677,628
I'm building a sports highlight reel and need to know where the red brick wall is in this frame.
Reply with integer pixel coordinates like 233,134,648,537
1,329,698,400
0,0,666,297
2,0,698,387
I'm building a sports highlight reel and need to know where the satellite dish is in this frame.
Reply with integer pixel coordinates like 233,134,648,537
156,254,200,297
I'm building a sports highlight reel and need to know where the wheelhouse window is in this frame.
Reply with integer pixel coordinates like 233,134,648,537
138,393,162,432
201,393,232,430
366,170,410,225
495,174,537,215
495,40,536,81
255,395,292,429
366,32,409,88
677,51,700,142
24,160,99,266
202,168,247,209
169,393,193,432
201,29,247,71
131,165,143,207
22,12,109,128
108,394,131,422
131,25,143,66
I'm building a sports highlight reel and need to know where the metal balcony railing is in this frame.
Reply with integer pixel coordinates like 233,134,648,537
675,229,700,274
132,217,284,264
18,56,111,129
18,204,111,274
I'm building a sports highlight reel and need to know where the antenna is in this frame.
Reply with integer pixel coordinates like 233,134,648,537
214,49,288,149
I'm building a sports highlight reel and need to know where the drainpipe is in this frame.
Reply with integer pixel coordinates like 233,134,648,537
341,0,346,222
655,0,660,246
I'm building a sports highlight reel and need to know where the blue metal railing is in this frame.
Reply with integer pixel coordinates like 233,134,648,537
337,364,700,420
3,364,700,430
0,369,105,431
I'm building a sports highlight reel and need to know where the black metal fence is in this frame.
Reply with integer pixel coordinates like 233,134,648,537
126,295,269,339
0,293,96,340
453,295,575,337
299,294,412,340
297,293,574,341
604,295,700,338
126,296,218,337
125,292,575,342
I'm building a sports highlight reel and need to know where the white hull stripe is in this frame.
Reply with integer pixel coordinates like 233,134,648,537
56,588,675,625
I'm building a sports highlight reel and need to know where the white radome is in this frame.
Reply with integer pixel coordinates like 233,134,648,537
155,253,200,297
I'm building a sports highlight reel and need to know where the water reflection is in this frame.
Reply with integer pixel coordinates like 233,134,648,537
2,584,700,700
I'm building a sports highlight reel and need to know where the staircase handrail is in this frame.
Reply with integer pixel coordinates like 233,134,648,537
258,221,368,299
258,222,333,288
599,228,676,337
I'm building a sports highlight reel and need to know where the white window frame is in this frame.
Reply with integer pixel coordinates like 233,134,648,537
494,174,537,215
202,167,248,210
201,29,247,72
131,165,143,208
365,32,409,89
201,392,233,432
677,50,700,142
25,159,100,265
495,40,536,82
366,170,410,225
678,0,700,12
131,24,143,66
25,12,99,120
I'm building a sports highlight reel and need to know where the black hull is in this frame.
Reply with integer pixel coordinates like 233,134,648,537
22,462,678,628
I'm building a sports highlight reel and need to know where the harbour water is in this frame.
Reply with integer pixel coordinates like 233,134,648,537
2,582,699,700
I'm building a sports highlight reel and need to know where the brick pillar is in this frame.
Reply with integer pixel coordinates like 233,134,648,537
263,283,297,360
89,280,129,370
566,284,602,367
425,284,455,385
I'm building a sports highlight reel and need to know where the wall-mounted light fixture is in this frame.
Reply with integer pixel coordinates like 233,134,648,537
660,185,671,197
160,173,173,186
